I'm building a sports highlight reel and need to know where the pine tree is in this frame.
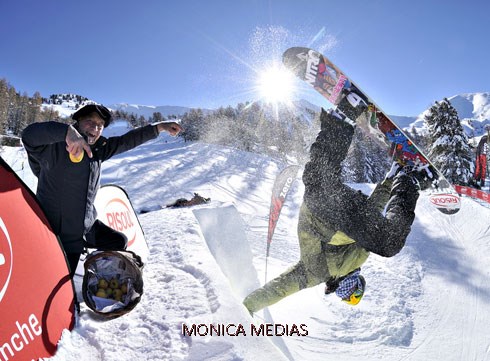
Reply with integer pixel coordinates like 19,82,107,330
424,98,473,184
28,91,43,124
128,113,138,128
137,115,147,128
0,79,8,135
180,108,204,142
151,112,165,123
342,130,390,183
234,105,259,152
11,92,30,135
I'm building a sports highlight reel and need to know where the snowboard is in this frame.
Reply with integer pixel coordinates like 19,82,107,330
283,46,461,215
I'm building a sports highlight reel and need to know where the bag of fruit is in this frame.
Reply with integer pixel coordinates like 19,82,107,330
82,250,144,318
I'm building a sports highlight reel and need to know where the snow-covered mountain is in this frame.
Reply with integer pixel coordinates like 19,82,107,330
40,94,201,119
108,103,199,118
396,92,490,139
450,93,490,121
449,92,490,137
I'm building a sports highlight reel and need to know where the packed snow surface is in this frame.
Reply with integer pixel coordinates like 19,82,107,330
2,127,490,361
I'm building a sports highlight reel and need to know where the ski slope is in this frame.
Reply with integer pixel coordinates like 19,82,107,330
2,129,490,361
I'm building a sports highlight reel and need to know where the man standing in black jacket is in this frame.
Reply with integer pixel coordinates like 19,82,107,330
22,104,182,277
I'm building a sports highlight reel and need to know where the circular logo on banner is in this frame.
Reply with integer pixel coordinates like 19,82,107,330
429,193,461,215
103,198,137,246
0,217,13,304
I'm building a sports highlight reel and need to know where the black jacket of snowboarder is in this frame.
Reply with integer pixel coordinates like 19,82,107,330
243,109,419,313
22,121,159,253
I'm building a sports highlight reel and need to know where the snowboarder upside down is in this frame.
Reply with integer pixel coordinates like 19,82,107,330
243,108,420,312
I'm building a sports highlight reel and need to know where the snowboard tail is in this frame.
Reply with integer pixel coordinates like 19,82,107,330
283,47,460,214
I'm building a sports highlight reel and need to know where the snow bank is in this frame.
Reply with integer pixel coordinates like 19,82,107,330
2,134,490,361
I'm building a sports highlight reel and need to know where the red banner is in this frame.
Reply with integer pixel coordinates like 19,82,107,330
266,165,300,256
454,185,490,204
0,157,75,360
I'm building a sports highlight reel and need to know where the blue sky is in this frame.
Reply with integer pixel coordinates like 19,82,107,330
0,0,488,116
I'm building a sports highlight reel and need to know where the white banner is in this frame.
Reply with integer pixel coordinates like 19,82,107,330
94,185,149,262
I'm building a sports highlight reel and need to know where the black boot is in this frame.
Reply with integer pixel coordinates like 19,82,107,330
386,173,419,224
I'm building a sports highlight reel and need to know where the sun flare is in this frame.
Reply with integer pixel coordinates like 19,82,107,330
256,63,296,104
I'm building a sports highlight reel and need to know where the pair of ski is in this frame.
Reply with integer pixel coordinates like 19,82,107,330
277,47,461,218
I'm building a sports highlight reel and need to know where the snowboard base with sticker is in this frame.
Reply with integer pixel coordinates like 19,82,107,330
283,47,460,215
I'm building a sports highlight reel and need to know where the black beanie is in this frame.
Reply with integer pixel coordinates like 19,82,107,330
72,104,113,127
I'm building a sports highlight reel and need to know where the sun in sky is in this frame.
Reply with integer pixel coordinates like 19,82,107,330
255,62,297,105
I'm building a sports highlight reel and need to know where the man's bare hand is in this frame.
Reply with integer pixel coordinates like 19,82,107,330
65,125,93,158
156,122,183,136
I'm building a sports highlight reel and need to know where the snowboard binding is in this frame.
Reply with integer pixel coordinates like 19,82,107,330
336,89,369,121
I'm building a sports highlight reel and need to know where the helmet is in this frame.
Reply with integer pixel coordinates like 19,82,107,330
335,269,366,306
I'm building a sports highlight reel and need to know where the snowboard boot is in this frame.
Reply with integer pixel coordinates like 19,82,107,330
404,163,436,191
384,160,436,191
385,173,419,229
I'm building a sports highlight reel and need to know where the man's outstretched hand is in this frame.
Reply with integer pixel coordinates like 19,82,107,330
156,122,183,136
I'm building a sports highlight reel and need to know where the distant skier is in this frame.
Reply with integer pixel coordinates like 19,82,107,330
22,104,183,277
473,134,488,189
243,108,422,312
